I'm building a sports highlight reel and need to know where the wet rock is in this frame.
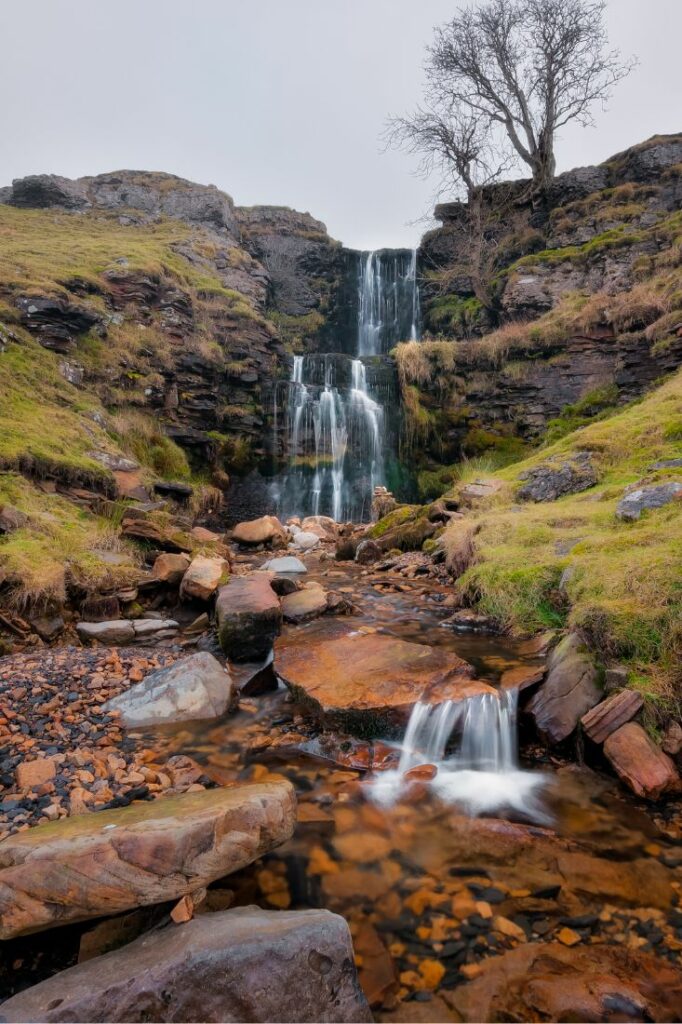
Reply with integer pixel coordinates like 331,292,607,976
261,555,307,574
281,583,329,624
232,515,286,547
355,539,382,565
0,782,296,939
616,481,682,520
445,609,496,633
179,555,229,601
216,575,282,662
335,537,359,561
121,517,191,552
526,633,601,743
276,632,487,738
517,451,598,502
446,941,682,1024
152,552,191,585
103,653,233,727
0,505,28,534
1,905,371,1023
269,575,303,596
580,688,643,744
603,721,679,799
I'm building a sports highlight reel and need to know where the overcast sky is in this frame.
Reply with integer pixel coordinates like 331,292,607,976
1,0,679,249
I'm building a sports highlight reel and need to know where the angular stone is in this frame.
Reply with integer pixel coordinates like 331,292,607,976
152,552,191,584
276,632,487,738
261,555,307,574
180,555,229,601
103,652,233,727
131,618,179,638
580,688,644,744
232,515,286,547
281,584,328,624
15,756,57,791
0,782,296,939
121,517,191,552
604,722,679,799
0,906,371,1023
76,619,135,644
517,452,598,502
616,481,682,521
526,633,601,743
216,575,282,662
446,941,682,1024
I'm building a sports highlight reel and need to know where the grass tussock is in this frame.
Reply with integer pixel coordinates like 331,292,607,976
108,410,191,480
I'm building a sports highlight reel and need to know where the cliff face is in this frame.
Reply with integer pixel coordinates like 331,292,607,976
406,134,682,473
0,171,354,486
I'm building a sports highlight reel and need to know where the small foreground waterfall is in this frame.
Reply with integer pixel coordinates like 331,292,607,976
371,689,549,820
274,249,420,521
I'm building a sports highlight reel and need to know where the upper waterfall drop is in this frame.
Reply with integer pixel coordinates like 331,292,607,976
274,247,421,522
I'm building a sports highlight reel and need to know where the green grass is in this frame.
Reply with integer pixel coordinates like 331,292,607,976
442,370,682,702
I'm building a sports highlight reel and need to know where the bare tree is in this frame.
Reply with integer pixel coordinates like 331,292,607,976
391,0,634,196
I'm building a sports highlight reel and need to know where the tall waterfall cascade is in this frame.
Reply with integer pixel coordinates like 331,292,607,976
272,249,420,522
371,689,549,820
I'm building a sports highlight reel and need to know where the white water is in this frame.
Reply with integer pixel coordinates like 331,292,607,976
274,248,420,521
371,689,549,820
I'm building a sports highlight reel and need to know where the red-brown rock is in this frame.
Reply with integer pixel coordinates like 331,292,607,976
216,575,282,661
603,721,679,799
581,688,643,744
231,515,286,547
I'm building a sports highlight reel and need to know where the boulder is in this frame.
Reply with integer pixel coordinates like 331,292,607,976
276,632,489,738
103,653,233,727
580,688,643,744
216,575,282,662
232,515,286,547
604,721,679,799
292,530,320,551
0,906,371,1023
152,552,191,585
526,633,601,743
0,505,28,534
179,555,229,601
354,539,382,565
281,584,328,624
0,783,296,940
517,451,598,502
446,940,682,1024
301,514,337,536
261,555,307,574
616,481,682,521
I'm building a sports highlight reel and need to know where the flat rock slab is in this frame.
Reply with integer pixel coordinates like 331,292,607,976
216,575,282,662
0,782,295,939
526,633,601,743
276,632,487,738
103,652,233,727
446,940,682,1024
604,721,679,799
1,906,371,1023
281,584,328,623
76,619,178,644
581,688,643,744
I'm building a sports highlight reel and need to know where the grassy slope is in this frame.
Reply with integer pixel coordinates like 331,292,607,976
440,370,682,708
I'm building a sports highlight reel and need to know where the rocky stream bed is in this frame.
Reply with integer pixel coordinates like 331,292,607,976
1,517,681,1023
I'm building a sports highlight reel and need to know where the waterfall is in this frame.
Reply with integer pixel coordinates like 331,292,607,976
371,689,549,820
275,248,420,521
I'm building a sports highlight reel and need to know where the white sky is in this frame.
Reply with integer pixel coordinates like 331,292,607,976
1,0,679,249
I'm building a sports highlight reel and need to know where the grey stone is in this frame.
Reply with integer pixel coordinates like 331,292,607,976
261,555,308,574
76,620,135,644
616,482,682,521
517,452,598,502
281,584,328,623
526,633,601,743
103,652,233,727
86,450,140,473
650,458,682,470
292,530,320,551
131,618,179,637
0,906,371,1023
